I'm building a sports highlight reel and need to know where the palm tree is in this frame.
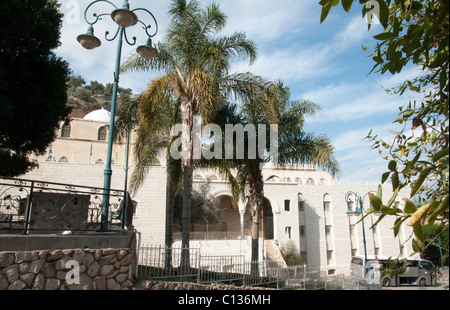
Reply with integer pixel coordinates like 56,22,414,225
120,0,261,263
115,89,183,273
215,81,341,268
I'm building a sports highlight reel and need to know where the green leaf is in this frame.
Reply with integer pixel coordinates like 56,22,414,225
432,148,449,162
320,3,333,23
342,0,353,12
370,213,386,228
428,197,449,226
376,184,382,199
368,192,382,211
391,172,399,190
381,171,390,184
403,198,417,215
410,167,432,197
388,160,397,171
373,32,396,41
378,0,389,28
393,217,407,237
381,206,398,215
413,223,425,251
386,188,398,208
412,239,422,252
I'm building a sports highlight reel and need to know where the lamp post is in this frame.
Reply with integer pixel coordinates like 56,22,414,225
77,0,159,231
345,191,374,283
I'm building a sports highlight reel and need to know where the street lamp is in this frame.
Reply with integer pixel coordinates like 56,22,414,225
77,0,159,231
345,191,374,282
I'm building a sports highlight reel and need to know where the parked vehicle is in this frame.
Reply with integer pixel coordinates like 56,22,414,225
351,255,437,287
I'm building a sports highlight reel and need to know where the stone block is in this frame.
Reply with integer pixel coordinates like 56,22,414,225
0,253,14,268
15,251,38,263
8,279,27,290
100,265,114,276
44,278,60,290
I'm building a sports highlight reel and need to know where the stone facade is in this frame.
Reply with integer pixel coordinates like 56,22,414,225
0,248,135,290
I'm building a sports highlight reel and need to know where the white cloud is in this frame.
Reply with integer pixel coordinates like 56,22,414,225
219,0,317,43
231,44,334,82
331,122,401,183
301,78,406,124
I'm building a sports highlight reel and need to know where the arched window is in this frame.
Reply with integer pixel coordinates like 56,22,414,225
320,178,328,185
193,174,203,181
295,177,301,184
95,159,104,165
306,178,315,185
98,126,107,141
285,226,292,239
323,193,331,211
207,175,218,181
61,123,71,137
284,199,290,211
58,156,69,163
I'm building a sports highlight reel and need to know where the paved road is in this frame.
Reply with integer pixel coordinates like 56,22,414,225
383,282,447,290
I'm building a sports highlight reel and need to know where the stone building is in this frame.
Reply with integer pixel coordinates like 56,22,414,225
22,109,413,275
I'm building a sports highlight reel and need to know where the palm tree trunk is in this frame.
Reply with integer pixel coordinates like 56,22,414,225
247,159,264,275
164,172,174,271
180,99,195,273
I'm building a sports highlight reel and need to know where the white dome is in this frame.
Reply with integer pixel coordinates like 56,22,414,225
83,108,111,122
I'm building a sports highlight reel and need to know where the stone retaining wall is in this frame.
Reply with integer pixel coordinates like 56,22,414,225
0,248,135,290
134,280,274,290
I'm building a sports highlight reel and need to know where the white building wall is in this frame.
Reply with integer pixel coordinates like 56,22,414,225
18,116,414,275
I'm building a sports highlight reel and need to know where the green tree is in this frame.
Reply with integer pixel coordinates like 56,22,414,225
115,91,182,258
212,82,340,267
0,0,71,177
89,80,105,94
121,0,260,258
67,75,86,93
319,0,449,266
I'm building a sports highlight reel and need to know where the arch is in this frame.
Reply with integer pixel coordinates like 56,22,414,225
265,175,280,182
95,159,104,165
207,174,218,181
263,195,281,214
61,123,71,138
193,174,204,181
295,177,302,184
262,197,274,240
320,178,328,185
306,178,315,185
323,193,331,211
58,156,69,163
98,126,107,141
209,194,241,238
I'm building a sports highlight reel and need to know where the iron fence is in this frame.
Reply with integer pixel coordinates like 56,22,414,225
136,245,378,290
0,177,134,234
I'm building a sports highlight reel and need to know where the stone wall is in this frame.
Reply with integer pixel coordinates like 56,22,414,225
134,280,273,290
0,248,135,290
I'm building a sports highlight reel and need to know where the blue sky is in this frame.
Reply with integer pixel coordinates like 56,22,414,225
56,0,417,184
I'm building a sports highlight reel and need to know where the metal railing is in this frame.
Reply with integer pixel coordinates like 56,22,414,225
172,231,244,240
136,245,377,290
0,177,133,234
